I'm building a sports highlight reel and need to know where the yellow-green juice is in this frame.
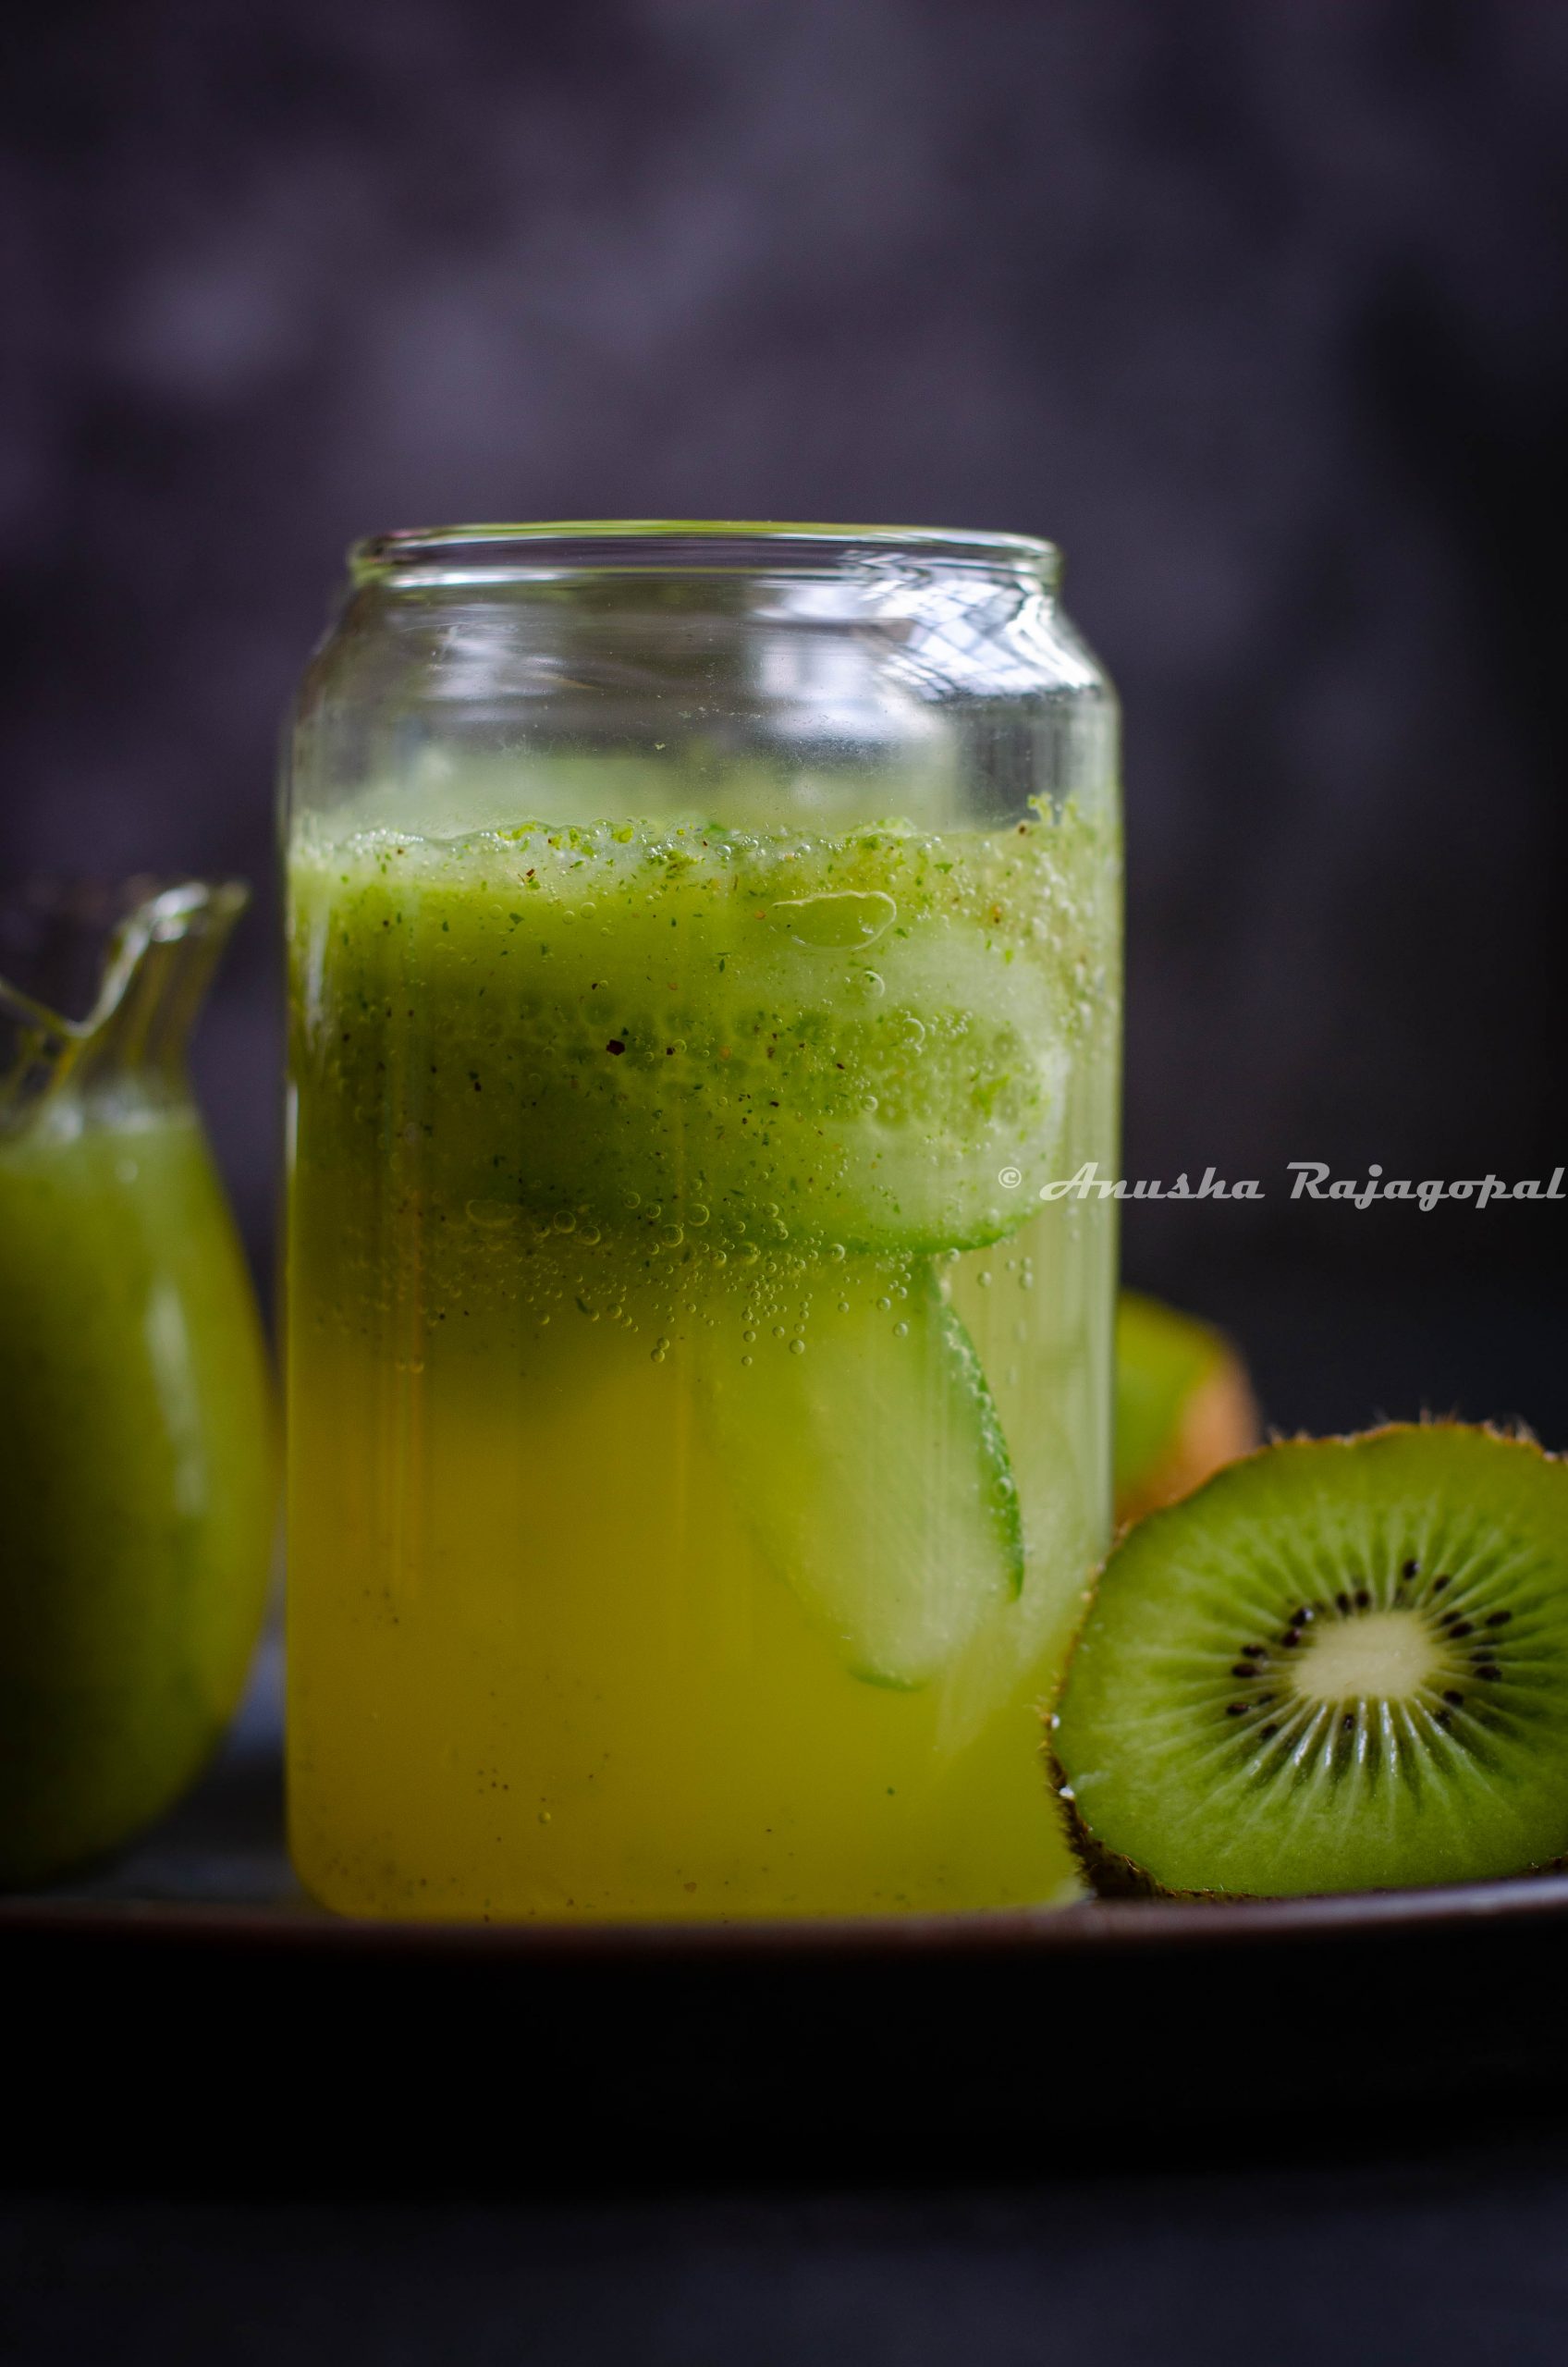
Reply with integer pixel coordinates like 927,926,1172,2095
287,792,1118,1919
0,1092,276,1881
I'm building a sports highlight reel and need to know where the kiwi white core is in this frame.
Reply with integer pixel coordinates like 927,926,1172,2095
1292,1610,1439,1704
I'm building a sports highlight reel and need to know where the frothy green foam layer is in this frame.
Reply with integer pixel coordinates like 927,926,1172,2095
290,803,1112,1255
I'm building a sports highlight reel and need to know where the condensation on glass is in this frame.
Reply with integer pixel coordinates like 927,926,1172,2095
283,522,1121,1920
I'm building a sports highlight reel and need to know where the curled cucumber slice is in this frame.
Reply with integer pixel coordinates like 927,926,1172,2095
700,1260,1024,1688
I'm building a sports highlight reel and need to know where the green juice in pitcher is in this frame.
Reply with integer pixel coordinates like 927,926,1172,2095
0,882,276,1883
0,1098,276,1879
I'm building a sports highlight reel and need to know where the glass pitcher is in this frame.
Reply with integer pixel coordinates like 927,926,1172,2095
285,522,1121,1921
0,879,276,1884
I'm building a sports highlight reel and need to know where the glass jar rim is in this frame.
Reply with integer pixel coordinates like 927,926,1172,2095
348,520,1060,588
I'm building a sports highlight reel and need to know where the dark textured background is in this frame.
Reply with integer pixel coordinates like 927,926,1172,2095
8,2143,1568,2367
6,8,1568,2353
3,0,1567,1421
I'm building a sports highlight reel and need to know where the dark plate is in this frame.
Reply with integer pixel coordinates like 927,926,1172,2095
8,1645,1568,2190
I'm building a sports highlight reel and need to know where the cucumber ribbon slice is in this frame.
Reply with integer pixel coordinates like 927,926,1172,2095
699,1261,1024,1688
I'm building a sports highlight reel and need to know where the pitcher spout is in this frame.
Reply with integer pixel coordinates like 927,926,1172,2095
0,878,249,1118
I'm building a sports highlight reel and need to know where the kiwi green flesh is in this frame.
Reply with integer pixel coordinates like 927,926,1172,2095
1052,1425,1568,1897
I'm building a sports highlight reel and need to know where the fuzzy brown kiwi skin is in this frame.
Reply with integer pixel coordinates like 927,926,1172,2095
1045,1417,1567,1905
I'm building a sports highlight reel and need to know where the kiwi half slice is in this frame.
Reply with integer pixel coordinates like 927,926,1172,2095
1052,1424,1568,1897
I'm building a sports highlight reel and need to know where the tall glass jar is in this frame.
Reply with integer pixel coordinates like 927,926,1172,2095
284,522,1121,1920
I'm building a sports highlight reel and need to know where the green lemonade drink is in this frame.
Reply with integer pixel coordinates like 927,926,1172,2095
288,792,1118,1918
286,521,1120,1920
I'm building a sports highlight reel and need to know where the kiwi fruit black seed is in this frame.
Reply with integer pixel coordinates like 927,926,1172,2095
1051,1423,1568,1898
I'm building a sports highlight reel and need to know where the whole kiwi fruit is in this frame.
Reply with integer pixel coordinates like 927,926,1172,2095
1114,1290,1258,1527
